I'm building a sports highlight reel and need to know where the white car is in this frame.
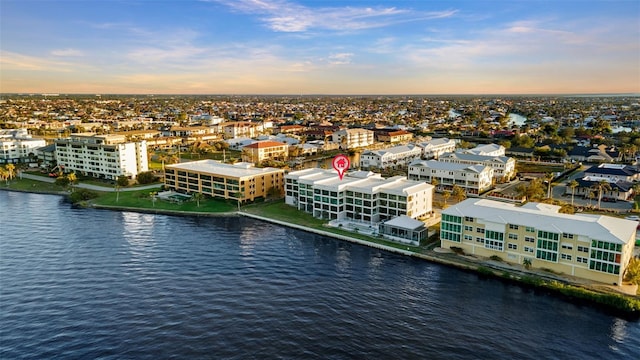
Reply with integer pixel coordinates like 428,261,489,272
625,215,640,221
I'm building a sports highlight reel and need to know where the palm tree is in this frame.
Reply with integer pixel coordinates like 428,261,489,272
595,180,612,209
158,154,168,170
67,172,77,192
523,258,532,270
169,155,179,164
0,167,8,185
544,172,554,199
5,164,16,181
234,191,244,211
568,179,579,206
193,192,203,208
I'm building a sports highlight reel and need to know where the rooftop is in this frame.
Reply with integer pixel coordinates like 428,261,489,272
166,160,283,178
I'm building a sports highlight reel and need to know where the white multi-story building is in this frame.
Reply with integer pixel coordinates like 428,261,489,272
440,198,636,285
285,168,433,223
408,160,494,195
332,128,375,150
462,143,505,156
360,144,422,170
438,152,516,182
55,134,148,180
0,129,46,164
415,138,456,159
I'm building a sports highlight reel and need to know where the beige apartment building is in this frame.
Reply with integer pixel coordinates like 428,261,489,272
164,160,284,203
440,198,636,285
241,141,288,164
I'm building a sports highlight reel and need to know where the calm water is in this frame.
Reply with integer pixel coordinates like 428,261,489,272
1,191,639,359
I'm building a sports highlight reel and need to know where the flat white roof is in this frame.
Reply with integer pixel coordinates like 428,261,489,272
167,159,282,178
410,160,489,173
443,198,636,244
383,215,425,230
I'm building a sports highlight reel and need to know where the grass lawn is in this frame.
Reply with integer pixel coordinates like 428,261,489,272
516,163,565,174
242,200,425,252
2,178,67,193
179,150,242,162
92,188,237,213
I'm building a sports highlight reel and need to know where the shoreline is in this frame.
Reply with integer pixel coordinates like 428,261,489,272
3,186,639,318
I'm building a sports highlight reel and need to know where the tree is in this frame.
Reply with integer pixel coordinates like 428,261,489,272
193,192,203,208
136,171,157,185
568,180,579,206
158,154,168,170
624,257,640,285
523,258,532,270
0,167,8,184
5,163,15,181
117,175,129,188
234,191,244,211
66,172,77,192
594,180,612,209
515,178,545,202
430,178,439,190
55,176,70,188
452,185,467,203
442,190,451,207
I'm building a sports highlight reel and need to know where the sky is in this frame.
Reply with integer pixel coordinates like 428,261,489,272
1,0,639,95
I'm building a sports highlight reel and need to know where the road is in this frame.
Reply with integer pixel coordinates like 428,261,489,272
19,173,161,192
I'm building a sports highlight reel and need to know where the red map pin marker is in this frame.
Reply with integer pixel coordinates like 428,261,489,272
332,154,350,180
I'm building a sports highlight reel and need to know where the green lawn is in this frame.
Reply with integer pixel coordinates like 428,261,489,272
516,163,565,174
92,188,237,213
242,200,425,252
2,178,67,193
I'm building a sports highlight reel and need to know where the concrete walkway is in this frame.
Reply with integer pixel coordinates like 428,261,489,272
19,172,161,192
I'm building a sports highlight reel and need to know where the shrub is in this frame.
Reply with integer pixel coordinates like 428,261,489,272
489,255,503,262
69,188,99,204
136,171,157,184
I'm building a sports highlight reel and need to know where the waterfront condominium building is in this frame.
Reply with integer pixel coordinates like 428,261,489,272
408,160,494,195
0,129,46,164
284,168,433,223
440,198,636,285
332,128,375,150
415,138,457,160
164,159,285,203
359,144,422,170
55,134,148,180
438,151,516,182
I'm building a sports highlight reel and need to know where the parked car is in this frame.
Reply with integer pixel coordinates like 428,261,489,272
601,197,617,202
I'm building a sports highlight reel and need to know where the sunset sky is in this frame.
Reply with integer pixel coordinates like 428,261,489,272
1,0,639,95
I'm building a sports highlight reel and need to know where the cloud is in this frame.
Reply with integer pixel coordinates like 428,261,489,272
213,0,456,32
328,53,353,65
0,51,75,71
51,48,85,57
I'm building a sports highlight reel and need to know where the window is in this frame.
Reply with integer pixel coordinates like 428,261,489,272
577,245,589,253
508,233,518,240
509,224,519,230
524,246,534,253
561,243,573,250
525,226,535,232
464,216,474,222
525,236,535,243
464,225,473,232
562,233,574,240
576,256,588,264
476,227,485,234
508,243,517,250
561,254,572,261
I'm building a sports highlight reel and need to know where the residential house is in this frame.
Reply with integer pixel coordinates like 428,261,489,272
359,145,422,170
438,152,516,182
408,160,494,195
415,138,456,159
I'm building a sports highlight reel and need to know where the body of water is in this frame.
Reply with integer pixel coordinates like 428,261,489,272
1,191,639,359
